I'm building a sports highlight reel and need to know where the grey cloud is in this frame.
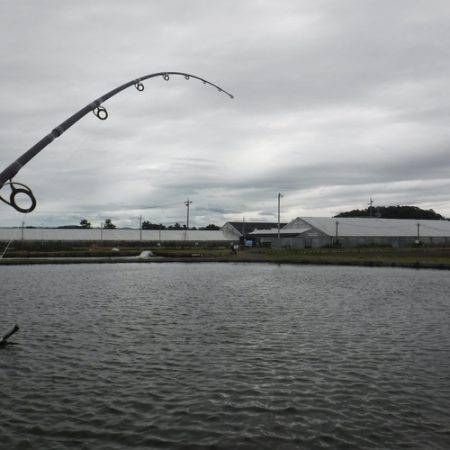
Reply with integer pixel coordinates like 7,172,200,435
1,0,450,227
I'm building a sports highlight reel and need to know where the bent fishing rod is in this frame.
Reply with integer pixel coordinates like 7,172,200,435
0,71,233,213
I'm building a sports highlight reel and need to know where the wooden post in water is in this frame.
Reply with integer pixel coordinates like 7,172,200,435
0,324,19,346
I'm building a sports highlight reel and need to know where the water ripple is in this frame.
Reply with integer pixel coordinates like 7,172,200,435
1,263,449,449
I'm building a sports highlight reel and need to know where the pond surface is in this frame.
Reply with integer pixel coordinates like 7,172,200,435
1,263,449,449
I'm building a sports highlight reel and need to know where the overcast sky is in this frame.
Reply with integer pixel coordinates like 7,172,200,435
1,0,450,227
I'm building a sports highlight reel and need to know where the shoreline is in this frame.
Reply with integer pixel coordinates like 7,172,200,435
1,255,450,270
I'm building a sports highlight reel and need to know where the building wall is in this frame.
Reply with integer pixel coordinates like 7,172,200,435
270,235,450,249
221,223,242,238
0,228,231,242
270,237,331,249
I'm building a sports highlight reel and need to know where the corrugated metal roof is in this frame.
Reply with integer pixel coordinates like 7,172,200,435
0,228,231,242
223,222,287,235
288,217,450,237
250,227,311,236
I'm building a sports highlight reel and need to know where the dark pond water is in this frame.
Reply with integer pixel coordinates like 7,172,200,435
1,263,449,449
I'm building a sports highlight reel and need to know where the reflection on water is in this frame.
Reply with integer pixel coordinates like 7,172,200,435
1,263,449,449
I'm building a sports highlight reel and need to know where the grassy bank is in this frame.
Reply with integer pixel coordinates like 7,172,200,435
254,247,450,266
2,245,450,269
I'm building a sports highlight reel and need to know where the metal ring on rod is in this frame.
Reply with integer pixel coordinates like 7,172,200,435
163,74,170,81
135,82,144,91
93,106,108,120
0,181,36,213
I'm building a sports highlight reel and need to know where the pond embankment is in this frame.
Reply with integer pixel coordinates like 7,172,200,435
2,246,450,269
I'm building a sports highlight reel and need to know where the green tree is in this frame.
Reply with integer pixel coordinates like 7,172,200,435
142,221,166,230
104,218,116,229
200,224,220,230
80,218,91,229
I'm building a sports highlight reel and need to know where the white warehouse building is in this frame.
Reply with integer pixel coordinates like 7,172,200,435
0,228,233,243
249,217,450,248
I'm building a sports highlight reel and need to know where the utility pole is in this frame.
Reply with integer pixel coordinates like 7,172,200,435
335,220,339,246
369,197,374,217
277,193,283,239
185,199,193,240
100,222,103,241
139,215,142,241
21,221,25,241
185,199,193,230
417,222,420,241
242,216,246,243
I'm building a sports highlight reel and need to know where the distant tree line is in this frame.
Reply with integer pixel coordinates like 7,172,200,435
335,205,445,220
55,219,221,230
57,218,116,229
142,221,220,230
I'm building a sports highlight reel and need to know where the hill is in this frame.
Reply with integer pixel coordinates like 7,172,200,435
335,205,445,220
